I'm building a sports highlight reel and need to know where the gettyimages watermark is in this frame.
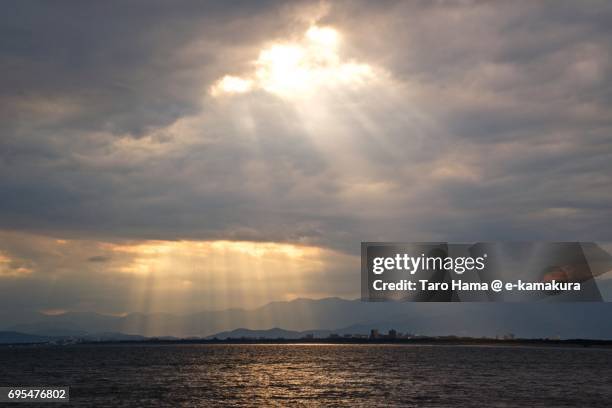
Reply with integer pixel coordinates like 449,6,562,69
361,242,612,302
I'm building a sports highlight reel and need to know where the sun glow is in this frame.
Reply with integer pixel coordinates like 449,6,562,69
305,26,339,47
211,25,375,98
0,230,361,318
103,240,323,275
210,75,253,96
100,239,347,312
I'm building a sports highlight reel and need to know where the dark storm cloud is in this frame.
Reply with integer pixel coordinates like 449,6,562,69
0,0,303,135
1,0,612,256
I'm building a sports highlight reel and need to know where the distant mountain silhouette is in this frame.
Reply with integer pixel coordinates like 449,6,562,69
2,298,612,339
0,331,51,344
8,321,89,337
0,329,147,344
209,328,301,340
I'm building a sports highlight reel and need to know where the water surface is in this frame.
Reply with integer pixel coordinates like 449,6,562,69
1,344,611,407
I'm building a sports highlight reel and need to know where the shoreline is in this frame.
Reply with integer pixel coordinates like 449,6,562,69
4,337,612,348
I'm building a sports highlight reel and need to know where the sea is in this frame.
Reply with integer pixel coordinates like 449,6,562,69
1,344,611,407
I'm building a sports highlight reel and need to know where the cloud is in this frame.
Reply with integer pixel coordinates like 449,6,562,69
88,255,111,263
1,1,612,313
0,230,358,314
210,25,377,98
0,250,33,277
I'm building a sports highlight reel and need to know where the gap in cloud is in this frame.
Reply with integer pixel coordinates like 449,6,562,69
210,25,379,99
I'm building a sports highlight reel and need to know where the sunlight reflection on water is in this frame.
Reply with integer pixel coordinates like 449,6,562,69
1,344,611,407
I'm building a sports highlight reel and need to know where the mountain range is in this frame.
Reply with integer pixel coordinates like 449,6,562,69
1,298,612,340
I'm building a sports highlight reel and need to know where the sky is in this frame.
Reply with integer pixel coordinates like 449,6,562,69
1,0,612,315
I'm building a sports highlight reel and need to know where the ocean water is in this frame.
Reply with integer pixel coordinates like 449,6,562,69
1,344,611,407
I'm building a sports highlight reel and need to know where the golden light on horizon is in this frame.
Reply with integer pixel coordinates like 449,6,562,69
104,238,352,314
211,25,375,98
0,230,360,314
105,239,323,275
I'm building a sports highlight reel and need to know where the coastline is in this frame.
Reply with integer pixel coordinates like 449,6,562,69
4,337,612,348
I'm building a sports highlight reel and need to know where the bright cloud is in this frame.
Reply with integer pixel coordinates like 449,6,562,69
211,26,377,98
2,1,612,317
0,231,359,313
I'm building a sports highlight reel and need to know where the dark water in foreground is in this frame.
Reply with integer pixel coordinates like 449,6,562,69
1,344,611,407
